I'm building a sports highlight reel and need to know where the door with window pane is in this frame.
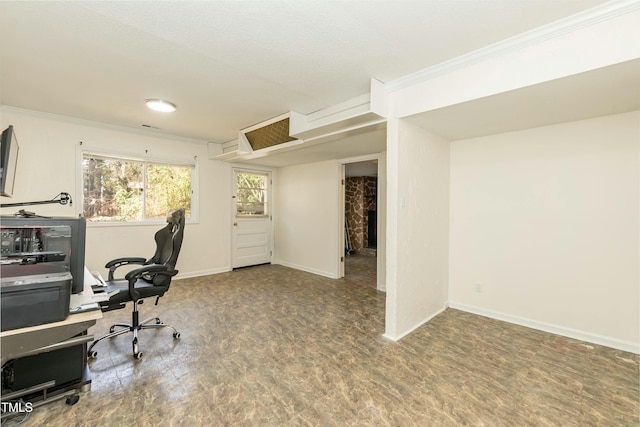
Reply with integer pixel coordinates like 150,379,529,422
232,169,272,268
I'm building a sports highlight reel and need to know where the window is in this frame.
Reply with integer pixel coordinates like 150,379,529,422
82,153,194,222
235,171,268,217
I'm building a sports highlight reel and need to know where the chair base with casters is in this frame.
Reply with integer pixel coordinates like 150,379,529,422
87,299,181,360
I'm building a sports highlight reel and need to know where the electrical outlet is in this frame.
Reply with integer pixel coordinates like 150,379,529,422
475,282,482,293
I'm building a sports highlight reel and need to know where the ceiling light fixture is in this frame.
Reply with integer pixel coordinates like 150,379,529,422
145,99,176,113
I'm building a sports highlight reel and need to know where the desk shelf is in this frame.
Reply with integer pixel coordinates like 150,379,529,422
0,310,102,419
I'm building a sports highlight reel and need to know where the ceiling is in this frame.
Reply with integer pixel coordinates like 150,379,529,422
0,0,610,148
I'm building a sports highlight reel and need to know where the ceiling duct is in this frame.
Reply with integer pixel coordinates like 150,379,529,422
243,115,297,151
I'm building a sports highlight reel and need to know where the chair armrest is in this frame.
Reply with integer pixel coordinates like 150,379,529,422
105,257,147,280
124,264,177,301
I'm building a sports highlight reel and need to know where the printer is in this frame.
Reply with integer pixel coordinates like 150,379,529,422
1,220,73,331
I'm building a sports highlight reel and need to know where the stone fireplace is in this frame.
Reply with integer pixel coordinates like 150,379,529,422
345,176,377,256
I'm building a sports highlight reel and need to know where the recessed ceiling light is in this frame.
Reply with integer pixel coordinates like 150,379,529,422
145,99,176,113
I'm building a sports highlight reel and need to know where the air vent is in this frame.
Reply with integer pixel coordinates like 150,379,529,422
243,117,297,150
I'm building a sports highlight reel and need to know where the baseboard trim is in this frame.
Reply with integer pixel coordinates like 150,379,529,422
274,260,339,279
449,301,640,354
176,261,340,281
175,267,231,280
383,304,448,342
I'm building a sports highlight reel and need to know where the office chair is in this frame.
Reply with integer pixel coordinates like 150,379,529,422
87,208,185,359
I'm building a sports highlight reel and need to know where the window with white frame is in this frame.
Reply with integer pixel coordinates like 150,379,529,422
82,152,195,222
235,171,269,217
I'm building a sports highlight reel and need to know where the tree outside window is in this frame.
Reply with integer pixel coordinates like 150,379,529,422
82,153,193,222
236,172,268,216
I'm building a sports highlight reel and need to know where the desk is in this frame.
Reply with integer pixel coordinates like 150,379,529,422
0,295,103,414
1,309,102,365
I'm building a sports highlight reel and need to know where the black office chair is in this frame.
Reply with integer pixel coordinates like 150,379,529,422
87,208,185,359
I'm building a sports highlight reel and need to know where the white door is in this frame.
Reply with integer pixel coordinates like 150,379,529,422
232,169,272,268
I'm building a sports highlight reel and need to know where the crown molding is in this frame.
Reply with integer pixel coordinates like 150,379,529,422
0,105,209,145
385,0,640,93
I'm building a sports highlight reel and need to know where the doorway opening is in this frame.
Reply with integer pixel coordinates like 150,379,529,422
342,158,381,288
345,169,378,257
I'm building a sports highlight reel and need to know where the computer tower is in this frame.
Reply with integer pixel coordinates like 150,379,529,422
2,344,84,391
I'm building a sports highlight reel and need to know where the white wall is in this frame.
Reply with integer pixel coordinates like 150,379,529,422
376,151,387,292
274,160,341,278
385,118,450,340
0,107,232,279
449,111,640,352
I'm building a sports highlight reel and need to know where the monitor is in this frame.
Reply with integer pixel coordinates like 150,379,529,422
1,125,19,198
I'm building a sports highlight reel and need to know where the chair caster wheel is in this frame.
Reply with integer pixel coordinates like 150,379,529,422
132,337,140,358
109,326,115,333
173,332,181,339
88,350,98,359
66,394,80,405
155,318,162,324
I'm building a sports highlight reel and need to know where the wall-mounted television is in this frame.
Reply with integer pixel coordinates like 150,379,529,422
1,125,19,197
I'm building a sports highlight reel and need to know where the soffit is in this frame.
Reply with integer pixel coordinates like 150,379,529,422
406,59,640,141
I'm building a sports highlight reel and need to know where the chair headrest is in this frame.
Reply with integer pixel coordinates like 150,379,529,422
167,208,185,225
